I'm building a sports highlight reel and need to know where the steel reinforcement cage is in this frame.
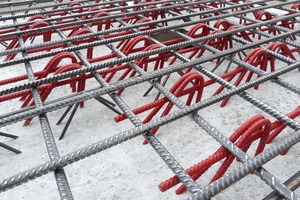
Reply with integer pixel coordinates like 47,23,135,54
0,0,300,199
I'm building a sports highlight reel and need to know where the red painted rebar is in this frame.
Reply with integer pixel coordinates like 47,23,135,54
213,47,269,107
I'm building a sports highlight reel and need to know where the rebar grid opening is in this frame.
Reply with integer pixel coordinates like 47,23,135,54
0,0,299,199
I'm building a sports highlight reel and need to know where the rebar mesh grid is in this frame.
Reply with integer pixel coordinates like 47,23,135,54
0,0,299,199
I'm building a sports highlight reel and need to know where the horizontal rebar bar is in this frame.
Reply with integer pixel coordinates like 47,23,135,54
0,0,165,26
0,0,231,32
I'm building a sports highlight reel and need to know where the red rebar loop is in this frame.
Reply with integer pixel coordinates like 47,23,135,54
115,18,157,49
267,42,300,72
255,11,278,40
213,19,232,31
0,52,78,100
121,3,168,25
0,35,160,112
116,44,173,96
191,1,225,20
0,52,88,126
101,36,152,82
114,72,204,144
5,20,53,60
159,114,271,194
254,10,296,40
20,53,80,106
235,3,298,39
22,63,86,126
211,47,269,107
0,52,73,87
267,106,300,155
69,28,97,60
2,7,126,58
213,19,253,42
167,27,233,75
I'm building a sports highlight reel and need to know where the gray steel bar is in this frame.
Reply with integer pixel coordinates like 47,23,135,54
276,4,300,20
264,171,300,200
9,6,74,200
181,0,300,50
0,0,233,31
0,0,275,22
0,0,40,7
167,1,300,91
226,4,300,43
181,26,300,97
0,28,299,194
93,76,202,195
234,0,300,26
151,30,300,200
197,64,300,128
0,142,21,154
0,0,165,25
198,0,300,39
0,132,21,154
150,75,298,199
111,0,300,129
0,5,298,194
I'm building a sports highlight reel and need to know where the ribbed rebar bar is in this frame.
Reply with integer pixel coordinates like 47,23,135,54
7,5,74,200
0,0,42,8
